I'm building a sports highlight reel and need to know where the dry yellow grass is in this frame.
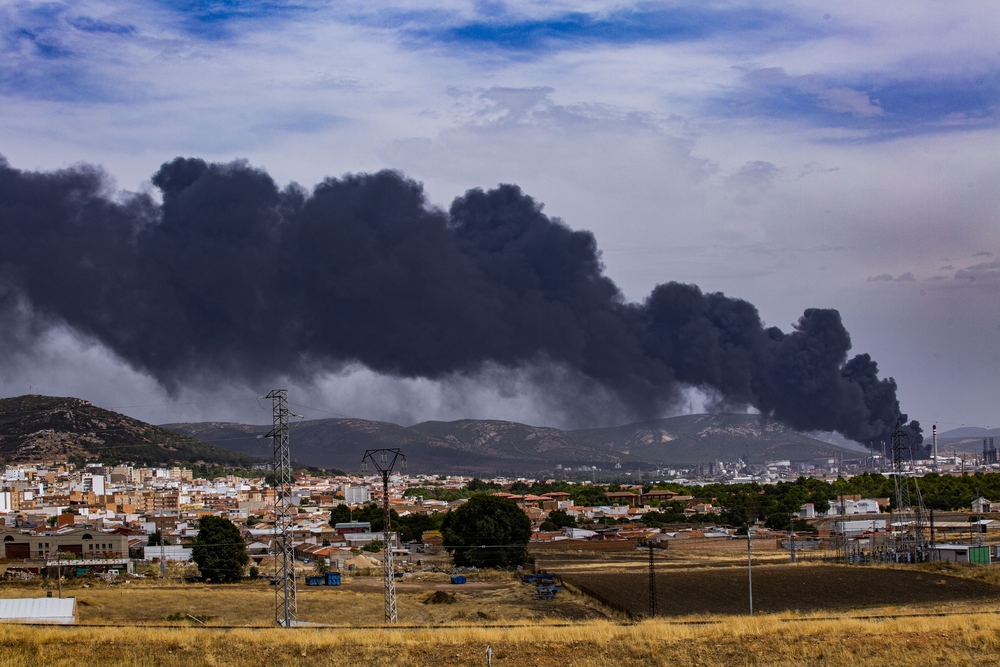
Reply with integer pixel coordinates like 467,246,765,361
2,606,1000,666
0,576,611,626
5,561,1000,665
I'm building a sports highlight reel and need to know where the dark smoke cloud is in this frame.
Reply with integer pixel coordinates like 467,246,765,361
0,154,917,443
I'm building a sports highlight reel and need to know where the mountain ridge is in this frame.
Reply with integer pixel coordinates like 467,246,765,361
164,412,860,474
0,395,261,467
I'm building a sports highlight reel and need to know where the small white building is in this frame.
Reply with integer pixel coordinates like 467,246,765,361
972,497,992,514
344,486,371,505
344,531,386,547
563,528,598,539
81,474,105,496
831,519,886,536
143,545,193,562
828,498,884,515
0,598,77,624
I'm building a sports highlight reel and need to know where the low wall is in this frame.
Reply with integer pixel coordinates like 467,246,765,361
530,539,638,552
661,537,779,552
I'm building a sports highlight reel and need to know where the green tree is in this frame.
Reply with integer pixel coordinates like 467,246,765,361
397,513,443,542
362,539,385,553
442,495,531,568
546,509,576,528
192,516,249,584
466,478,503,492
508,481,531,494
351,503,399,532
570,485,609,507
329,504,352,525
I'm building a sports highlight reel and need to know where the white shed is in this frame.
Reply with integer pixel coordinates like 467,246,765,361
0,598,77,624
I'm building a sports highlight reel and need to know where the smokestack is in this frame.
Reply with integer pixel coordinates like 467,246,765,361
932,424,938,471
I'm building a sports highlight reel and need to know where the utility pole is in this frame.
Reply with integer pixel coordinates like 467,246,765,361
976,486,984,547
264,389,297,627
647,541,657,617
839,495,847,563
362,448,406,624
789,518,797,564
48,552,62,599
746,525,753,616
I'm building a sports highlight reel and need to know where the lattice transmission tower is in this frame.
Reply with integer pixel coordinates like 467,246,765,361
362,448,406,624
264,389,297,627
890,421,927,563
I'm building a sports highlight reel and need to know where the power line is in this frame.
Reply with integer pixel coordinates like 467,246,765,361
107,398,261,410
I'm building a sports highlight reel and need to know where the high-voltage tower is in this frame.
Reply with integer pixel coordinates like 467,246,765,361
890,421,927,562
265,389,297,627
362,448,406,624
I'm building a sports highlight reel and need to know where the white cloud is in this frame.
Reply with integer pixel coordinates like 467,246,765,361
816,87,884,116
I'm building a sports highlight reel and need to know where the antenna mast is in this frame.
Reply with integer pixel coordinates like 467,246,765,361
362,448,406,624
265,389,297,627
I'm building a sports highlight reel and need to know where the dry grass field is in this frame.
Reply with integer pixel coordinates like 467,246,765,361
0,572,612,626
564,564,1000,617
3,606,1000,666
3,562,1000,665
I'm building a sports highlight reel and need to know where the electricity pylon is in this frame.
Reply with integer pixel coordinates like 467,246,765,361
264,389,297,627
362,448,406,624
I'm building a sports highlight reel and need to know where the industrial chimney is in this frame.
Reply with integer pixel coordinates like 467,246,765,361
932,424,938,471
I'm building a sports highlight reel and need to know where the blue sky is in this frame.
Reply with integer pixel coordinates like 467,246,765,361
0,0,998,429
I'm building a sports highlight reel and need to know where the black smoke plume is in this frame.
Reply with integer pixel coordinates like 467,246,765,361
0,154,917,442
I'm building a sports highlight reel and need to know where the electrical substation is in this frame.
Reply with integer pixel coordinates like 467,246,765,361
843,422,930,565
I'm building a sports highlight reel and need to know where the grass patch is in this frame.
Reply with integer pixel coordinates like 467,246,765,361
2,608,1000,666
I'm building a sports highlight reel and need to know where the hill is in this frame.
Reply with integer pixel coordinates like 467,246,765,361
163,418,512,475
935,426,1000,455
0,395,261,467
164,413,858,474
938,427,1000,439
568,413,855,465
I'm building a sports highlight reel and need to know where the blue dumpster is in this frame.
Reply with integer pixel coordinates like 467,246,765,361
306,575,324,586
325,572,341,586
450,575,467,584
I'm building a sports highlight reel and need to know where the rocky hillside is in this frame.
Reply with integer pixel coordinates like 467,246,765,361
165,412,857,474
569,413,850,465
0,395,261,467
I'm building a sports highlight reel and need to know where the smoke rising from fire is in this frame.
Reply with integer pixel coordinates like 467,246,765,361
0,155,919,443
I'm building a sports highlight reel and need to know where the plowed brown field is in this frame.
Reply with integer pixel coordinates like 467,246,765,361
563,564,1000,617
